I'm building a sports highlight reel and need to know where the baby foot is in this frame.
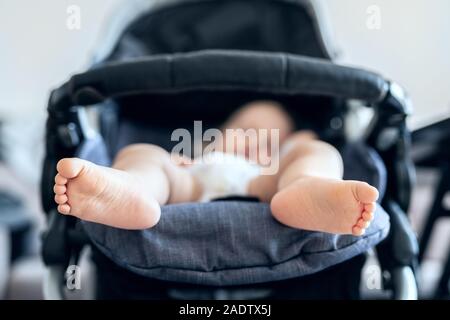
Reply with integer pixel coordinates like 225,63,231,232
270,177,379,236
53,158,161,229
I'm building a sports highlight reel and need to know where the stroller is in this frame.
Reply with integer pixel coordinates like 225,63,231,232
412,117,450,299
41,0,419,299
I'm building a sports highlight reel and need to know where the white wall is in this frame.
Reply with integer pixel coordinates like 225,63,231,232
0,0,123,120
324,0,450,129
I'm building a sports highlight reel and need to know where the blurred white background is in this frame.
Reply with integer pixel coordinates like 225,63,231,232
328,0,450,129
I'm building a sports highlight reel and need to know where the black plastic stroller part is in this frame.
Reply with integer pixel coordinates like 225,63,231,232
419,162,450,263
435,247,450,300
48,50,388,112
363,83,418,298
412,118,450,299
412,117,450,167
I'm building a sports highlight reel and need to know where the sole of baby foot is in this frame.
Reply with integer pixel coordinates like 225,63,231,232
53,158,161,230
270,177,378,235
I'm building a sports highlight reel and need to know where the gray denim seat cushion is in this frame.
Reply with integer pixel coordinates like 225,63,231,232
79,136,389,286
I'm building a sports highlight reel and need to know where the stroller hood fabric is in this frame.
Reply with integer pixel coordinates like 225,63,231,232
93,0,340,64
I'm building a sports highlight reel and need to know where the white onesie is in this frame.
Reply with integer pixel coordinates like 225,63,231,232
188,152,261,202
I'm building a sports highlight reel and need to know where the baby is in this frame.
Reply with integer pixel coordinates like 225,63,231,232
53,101,378,235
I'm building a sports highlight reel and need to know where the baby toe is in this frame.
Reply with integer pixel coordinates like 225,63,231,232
53,184,66,195
58,204,71,215
364,202,376,214
55,174,68,185
353,182,379,203
352,226,365,236
54,194,68,204
362,211,374,221
56,158,86,179
357,218,370,229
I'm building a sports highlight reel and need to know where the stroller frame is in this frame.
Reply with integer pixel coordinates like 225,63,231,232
40,0,419,300
413,118,450,299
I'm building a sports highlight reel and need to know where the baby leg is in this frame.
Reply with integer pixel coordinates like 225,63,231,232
249,133,378,235
270,135,379,235
53,144,200,229
247,131,318,202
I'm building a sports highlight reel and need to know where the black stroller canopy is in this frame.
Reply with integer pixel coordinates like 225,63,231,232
101,0,339,62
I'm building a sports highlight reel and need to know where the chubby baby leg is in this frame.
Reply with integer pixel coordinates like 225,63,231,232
53,144,200,230
269,135,378,236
